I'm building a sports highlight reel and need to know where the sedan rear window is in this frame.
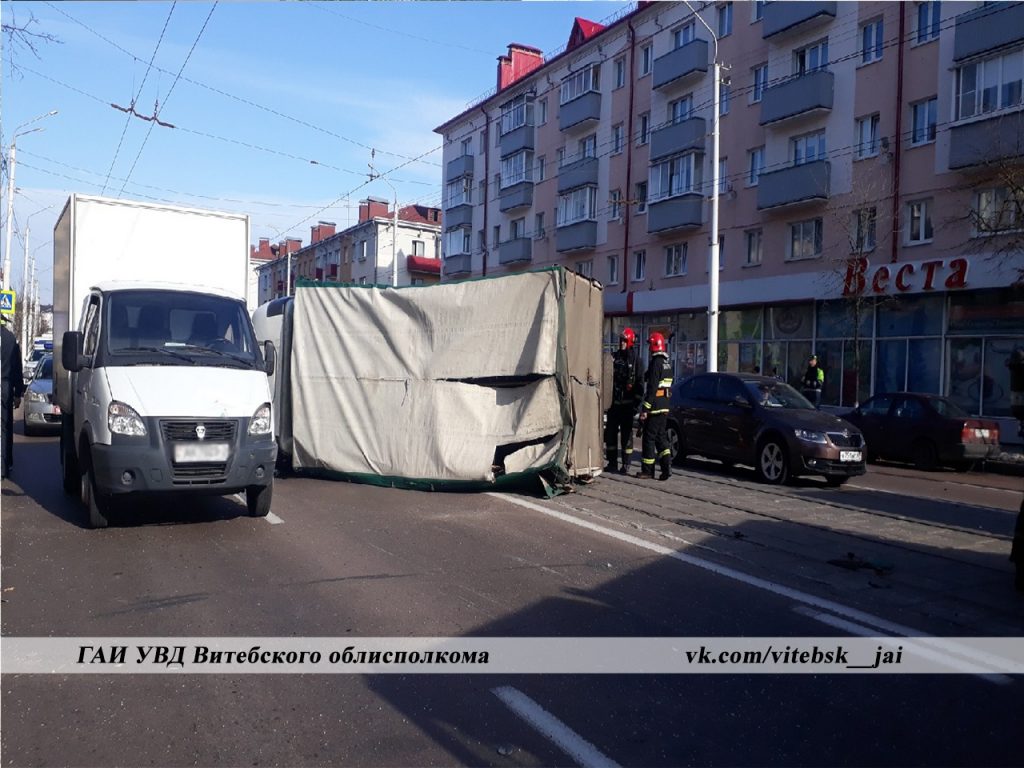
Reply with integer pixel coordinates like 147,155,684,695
929,397,968,418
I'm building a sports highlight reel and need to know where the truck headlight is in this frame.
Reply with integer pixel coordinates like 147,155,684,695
248,403,272,436
108,401,146,436
794,429,827,444
26,390,48,403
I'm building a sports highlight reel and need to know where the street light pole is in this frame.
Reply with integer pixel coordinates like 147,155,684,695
21,204,55,350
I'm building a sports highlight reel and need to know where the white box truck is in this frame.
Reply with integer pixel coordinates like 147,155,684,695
53,194,277,528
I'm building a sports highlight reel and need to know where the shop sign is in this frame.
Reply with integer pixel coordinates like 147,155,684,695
842,257,970,297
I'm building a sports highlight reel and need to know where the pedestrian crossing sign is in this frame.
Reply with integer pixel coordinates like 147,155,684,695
0,290,15,315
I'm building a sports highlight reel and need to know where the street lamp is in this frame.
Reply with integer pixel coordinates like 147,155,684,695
3,110,58,292
21,204,56,349
680,2,724,372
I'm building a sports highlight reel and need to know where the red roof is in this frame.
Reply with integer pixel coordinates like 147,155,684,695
568,17,606,51
407,255,441,275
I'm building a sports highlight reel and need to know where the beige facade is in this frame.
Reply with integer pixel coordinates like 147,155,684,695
435,0,1024,430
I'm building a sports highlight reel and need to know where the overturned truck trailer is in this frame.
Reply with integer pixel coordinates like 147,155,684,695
255,267,604,491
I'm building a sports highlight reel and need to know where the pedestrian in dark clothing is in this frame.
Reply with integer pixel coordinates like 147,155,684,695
801,354,824,408
637,331,673,481
1,316,26,479
604,327,643,473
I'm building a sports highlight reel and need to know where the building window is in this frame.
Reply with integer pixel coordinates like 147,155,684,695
358,277,367,285
576,259,594,278
614,57,626,89
492,225,501,248
534,212,545,239
638,112,650,145
607,255,619,284
612,124,624,154
853,207,877,251
500,150,534,188
788,218,823,260
538,98,548,125
753,0,765,22
916,1,940,44
510,217,526,240
557,185,598,227
536,155,546,182
500,94,532,135
860,18,883,64
911,97,937,144
791,130,826,165
446,177,472,208
413,240,425,256
461,137,473,156
719,82,731,115
578,133,597,160
478,229,485,251
673,22,696,49
444,229,470,256
718,158,728,194
955,50,1024,120
411,277,425,286
632,250,646,282
974,186,1024,234
610,189,623,220
560,64,600,105
636,182,648,214
751,64,768,103
649,153,703,202
665,243,687,276
718,3,733,37
745,229,763,265
907,199,933,243
670,95,693,124
855,114,880,158
556,147,566,167
794,38,829,75
747,146,765,186
358,240,368,261
641,44,653,76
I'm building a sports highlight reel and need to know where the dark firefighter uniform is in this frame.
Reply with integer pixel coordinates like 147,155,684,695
604,336,642,472
1,318,26,479
639,336,673,481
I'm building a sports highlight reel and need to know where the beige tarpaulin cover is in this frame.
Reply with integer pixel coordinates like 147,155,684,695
289,268,604,487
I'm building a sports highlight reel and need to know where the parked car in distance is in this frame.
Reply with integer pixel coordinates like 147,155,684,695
666,373,867,486
841,392,999,470
22,355,61,436
22,346,48,383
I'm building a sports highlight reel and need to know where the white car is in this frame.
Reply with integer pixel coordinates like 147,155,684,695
23,356,61,436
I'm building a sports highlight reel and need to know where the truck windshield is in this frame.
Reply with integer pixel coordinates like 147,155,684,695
104,290,260,368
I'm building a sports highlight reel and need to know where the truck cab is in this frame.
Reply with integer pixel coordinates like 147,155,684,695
59,282,277,527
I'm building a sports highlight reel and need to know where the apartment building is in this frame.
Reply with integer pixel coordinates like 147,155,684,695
435,0,1024,432
255,197,443,305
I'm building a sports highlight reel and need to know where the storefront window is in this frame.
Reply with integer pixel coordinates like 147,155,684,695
676,312,708,341
816,299,873,339
908,339,941,394
984,338,1022,417
765,303,814,340
842,340,872,406
948,289,1024,336
948,338,983,414
719,308,763,341
876,295,943,337
676,341,707,379
816,340,842,405
876,339,908,393
786,341,813,389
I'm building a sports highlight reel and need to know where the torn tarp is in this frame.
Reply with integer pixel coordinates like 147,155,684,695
287,267,604,489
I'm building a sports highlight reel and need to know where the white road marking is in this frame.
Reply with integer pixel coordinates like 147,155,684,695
488,492,1021,676
791,606,1012,685
265,511,284,525
492,686,621,768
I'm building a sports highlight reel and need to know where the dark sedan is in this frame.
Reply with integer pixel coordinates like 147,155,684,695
842,392,1000,470
666,373,867,486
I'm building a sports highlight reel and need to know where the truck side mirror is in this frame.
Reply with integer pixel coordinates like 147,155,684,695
263,340,276,377
62,331,84,372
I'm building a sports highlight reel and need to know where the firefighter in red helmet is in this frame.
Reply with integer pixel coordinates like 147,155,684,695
604,327,643,473
638,331,673,480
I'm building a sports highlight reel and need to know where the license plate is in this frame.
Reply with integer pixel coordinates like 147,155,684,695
173,442,229,463
840,450,862,463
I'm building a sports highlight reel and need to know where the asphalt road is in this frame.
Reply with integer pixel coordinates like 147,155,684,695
2,424,1022,767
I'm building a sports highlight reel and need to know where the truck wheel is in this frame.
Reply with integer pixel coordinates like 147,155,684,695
246,483,272,518
61,419,79,495
81,464,109,529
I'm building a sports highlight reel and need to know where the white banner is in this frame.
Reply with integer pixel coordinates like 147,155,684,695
3,637,1023,675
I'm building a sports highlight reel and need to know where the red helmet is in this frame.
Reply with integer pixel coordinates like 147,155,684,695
648,331,667,354
620,327,636,348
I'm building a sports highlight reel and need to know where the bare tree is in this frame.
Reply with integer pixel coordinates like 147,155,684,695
2,9,61,74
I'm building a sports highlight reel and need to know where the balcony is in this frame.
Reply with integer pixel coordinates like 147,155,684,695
762,1,836,39
443,203,473,229
949,111,1024,169
953,2,1024,62
647,194,703,234
650,117,706,163
498,181,534,212
653,39,709,91
557,156,599,194
445,154,474,182
499,124,535,158
759,70,834,126
757,160,830,210
407,255,441,276
559,91,601,132
443,254,473,278
555,221,597,253
498,237,532,265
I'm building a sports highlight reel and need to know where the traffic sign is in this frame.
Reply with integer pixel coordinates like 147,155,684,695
0,290,15,315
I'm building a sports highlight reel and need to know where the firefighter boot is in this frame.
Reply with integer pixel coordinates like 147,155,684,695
636,461,656,480
658,454,672,481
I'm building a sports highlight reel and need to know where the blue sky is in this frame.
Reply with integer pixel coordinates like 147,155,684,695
2,0,630,301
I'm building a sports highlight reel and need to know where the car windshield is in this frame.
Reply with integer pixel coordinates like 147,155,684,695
29,348,46,362
929,397,969,418
104,290,260,368
744,380,816,410
37,358,53,379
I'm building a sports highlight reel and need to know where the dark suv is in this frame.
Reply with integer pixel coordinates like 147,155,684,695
666,373,867,486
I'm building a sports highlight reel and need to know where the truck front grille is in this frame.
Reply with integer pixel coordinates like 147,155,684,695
171,462,229,485
161,420,237,442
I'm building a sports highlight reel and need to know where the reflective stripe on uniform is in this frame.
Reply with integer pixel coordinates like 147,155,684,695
641,458,656,465
649,408,669,414
658,378,673,388
642,401,652,409
624,447,634,454
658,448,672,458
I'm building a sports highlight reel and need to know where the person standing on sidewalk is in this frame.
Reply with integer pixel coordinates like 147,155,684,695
604,328,643,473
801,354,824,408
637,332,673,481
